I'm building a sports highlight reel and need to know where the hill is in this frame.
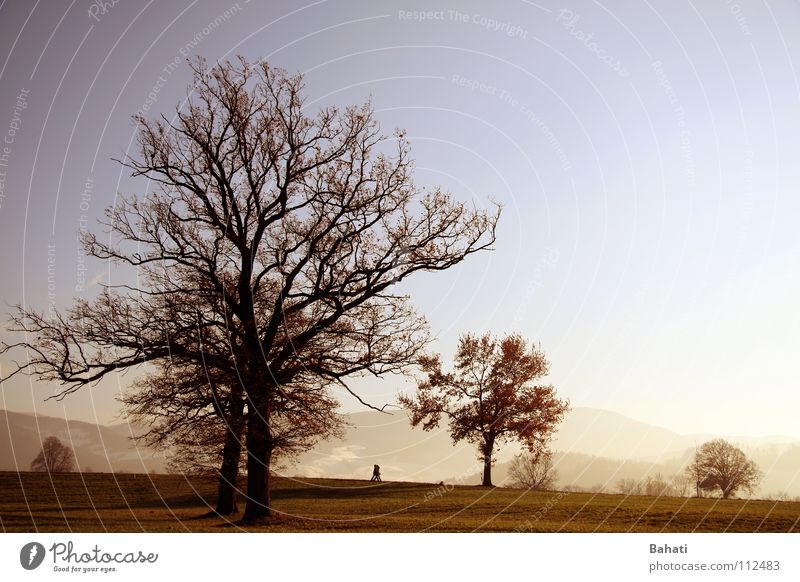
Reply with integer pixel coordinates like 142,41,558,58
4,407,799,497
289,408,800,496
0,409,165,474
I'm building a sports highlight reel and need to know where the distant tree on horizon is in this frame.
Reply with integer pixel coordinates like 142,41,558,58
686,439,762,499
642,473,674,497
616,474,688,497
400,332,569,487
615,478,643,496
30,436,75,473
670,472,693,497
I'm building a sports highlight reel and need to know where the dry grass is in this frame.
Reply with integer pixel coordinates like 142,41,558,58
1,471,798,532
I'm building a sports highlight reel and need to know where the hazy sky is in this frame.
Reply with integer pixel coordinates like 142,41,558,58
1,0,799,438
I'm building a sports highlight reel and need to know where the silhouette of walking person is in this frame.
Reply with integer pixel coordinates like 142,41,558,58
371,464,382,482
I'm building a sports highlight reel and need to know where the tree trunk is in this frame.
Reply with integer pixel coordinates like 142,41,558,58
242,403,273,523
482,457,493,487
481,436,495,487
214,432,242,515
214,413,243,515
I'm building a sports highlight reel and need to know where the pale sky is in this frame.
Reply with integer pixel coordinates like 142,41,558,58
1,0,799,439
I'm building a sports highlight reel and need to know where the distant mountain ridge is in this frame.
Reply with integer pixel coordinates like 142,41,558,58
549,407,796,462
3,406,799,496
0,409,165,474
289,407,800,496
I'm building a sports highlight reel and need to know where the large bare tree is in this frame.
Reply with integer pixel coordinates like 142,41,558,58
1,57,499,522
687,439,761,499
400,333,569,486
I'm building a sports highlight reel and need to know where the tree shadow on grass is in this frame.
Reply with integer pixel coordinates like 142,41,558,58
271,481,432,502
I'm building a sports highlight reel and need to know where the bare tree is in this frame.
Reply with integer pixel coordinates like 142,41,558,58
642,473,674,497
687,439,762,499
1,57,499,522
400,333,569,487
670,472,692,497
685,450,709,498
615,478,643,496
30,436,75,472
765,491,791,502
508,449,558,490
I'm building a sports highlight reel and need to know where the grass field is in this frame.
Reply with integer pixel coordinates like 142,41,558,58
1,471,799,533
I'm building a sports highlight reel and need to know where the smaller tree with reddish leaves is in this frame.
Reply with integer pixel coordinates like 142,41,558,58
30,436,75,473
400,332,569,486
